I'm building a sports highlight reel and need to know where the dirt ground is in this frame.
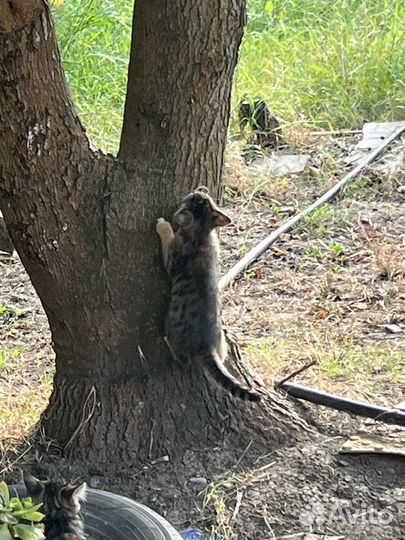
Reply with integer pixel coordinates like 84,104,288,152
1,133,404,539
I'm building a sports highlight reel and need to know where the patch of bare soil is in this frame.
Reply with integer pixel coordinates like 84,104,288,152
222,135,404,404
1,134,405,539
5,422,405,540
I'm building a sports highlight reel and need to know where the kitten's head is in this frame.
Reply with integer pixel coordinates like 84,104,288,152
173,187,231,233
23,471,87,515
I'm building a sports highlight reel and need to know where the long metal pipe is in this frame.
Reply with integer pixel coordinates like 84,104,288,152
219,124,405,290
281,382,405,427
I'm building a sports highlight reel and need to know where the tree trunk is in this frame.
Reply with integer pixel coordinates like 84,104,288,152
0,0,301,462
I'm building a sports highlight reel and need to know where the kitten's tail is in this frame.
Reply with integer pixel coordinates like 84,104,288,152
204,351,261,402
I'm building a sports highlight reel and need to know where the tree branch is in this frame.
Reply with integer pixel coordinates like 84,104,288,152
119,0,246,202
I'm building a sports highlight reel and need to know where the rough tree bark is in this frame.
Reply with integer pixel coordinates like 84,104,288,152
0,0,302,462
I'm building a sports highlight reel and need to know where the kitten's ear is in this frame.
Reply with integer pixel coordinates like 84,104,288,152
211,210,231,227
23,471,45,500
173,209,194,228
60,482,87,504
72,482,87,503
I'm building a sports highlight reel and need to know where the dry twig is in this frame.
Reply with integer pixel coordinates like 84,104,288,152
275,360,317,388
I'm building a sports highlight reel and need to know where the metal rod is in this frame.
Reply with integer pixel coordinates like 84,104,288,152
281,382,405,427
219,124,405,290
310,129,362,136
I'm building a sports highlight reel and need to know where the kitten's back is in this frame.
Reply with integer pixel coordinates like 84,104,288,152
164,190,260,401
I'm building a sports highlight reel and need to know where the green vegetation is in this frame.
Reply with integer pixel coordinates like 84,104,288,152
249,336,404,389
302,205,335,237
0,305,23,325
299,204,350,239
203,481,236,540
51,0,132,153
234,0,405,130
320,341,404,381
51,0,405,153
0,349,7,374
303,240,345,263
0,482,45,540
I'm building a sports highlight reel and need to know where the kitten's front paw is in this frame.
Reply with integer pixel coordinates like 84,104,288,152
156,218,172,236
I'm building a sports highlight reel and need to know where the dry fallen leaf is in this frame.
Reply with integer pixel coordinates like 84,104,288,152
271,247,287,258
254,266,265,279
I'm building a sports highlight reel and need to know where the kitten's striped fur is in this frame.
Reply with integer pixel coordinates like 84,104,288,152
156,188,260,401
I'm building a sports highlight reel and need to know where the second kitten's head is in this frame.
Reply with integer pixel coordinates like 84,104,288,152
23,471,87,515
173,188,231,233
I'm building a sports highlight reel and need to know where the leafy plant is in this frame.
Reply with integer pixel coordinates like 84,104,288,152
0,482,44,540
302,206,333,236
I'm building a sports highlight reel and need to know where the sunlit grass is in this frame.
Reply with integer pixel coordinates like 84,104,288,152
233,0,405,130
51,0,132,153
0,378,52,443
51,0,405,154
247,335,404,399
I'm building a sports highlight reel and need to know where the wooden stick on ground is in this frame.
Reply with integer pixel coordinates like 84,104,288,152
275,360,317,388
219,124,405,291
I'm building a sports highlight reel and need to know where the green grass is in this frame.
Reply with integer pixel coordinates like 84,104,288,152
0,304,22,324
0,349,7,374
203,482,234,540
51,0,405,153
302,205,335,237
320,341,404,381
248,336,404,391
234,0,405,130
51,0,132,153
297,204,351,240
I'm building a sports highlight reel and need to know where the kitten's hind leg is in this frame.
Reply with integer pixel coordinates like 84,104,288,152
156,218,174,271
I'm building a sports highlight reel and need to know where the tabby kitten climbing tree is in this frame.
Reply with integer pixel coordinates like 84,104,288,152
156,188,260,402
